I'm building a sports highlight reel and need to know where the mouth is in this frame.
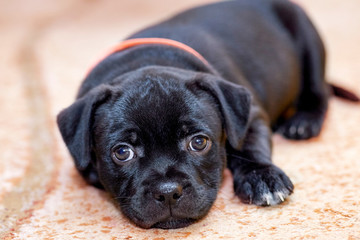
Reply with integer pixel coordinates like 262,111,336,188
151,217,196,229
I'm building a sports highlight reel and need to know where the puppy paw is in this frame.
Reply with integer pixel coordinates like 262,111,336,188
234,166,294,206
277,112,324,140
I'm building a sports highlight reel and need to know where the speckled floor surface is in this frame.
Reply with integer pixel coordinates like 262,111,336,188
1,0,359,239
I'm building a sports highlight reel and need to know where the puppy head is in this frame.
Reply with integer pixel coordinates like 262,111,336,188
57,67,251,229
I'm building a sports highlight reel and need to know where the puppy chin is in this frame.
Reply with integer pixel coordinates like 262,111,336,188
151,217,196,229
121,207,202,229
128,213,198,229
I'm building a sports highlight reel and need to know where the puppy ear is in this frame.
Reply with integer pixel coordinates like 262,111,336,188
187,76,252,150
57,85,113,186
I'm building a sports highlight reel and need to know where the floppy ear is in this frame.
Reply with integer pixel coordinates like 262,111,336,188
187,76,252,150
57,84,113,187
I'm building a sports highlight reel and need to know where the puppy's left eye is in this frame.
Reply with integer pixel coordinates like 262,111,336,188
112,145,136,164
189,135,210,152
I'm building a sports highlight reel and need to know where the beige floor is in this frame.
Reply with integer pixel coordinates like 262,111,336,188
1,0,359,239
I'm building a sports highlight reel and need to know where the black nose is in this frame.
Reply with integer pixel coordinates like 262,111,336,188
153,182,183,205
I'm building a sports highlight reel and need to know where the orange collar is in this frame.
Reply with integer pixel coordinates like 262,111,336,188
87,38,211,75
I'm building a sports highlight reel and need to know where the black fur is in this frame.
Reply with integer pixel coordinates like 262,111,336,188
57,0,358,229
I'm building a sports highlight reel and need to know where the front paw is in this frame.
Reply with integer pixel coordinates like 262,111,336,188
277,112,324,140
234,166,294,206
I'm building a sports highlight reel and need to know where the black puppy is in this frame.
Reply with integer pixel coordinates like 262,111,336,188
57,0,359,229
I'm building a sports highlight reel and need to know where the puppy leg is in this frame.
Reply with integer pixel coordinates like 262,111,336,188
228,117,293,206
273,1,330,140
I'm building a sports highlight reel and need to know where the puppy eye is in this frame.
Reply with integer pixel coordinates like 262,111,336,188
112,145,136,164
188,135,210,152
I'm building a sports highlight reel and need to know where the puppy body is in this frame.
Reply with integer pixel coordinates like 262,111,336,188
58,0,330,229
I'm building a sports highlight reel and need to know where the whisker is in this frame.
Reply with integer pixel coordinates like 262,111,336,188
113,196,131,199
227,154,257,163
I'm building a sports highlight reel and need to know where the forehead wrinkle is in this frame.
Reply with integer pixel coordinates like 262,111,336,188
132,75,180,100
119,87,189,144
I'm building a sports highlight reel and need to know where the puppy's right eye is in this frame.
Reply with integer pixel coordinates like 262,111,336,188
112,145,136,164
